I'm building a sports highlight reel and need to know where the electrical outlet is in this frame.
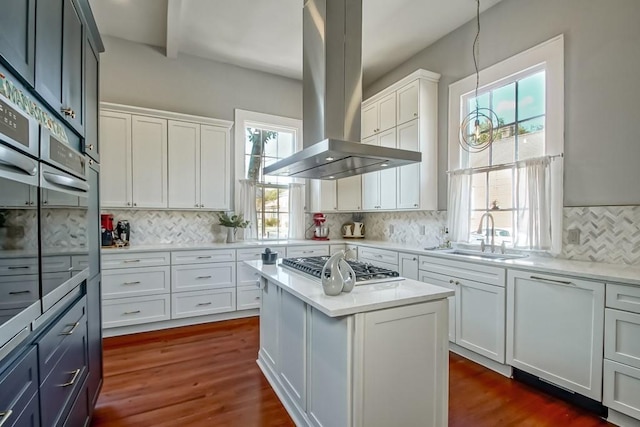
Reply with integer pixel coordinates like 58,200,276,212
388,225,394,234
567,228,580,245
420,225,426,235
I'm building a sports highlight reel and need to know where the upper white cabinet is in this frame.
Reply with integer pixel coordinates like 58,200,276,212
100,111,167,208
168,121,231,210
100,103,232,210
336,176,362,211
361,92,396,139
308,179,337,212
361,69,440,211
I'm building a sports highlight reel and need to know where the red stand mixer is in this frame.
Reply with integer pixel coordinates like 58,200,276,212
312,213,330,240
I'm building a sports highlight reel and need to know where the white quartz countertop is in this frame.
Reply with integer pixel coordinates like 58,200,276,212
244,259,454,318
101,239,640,287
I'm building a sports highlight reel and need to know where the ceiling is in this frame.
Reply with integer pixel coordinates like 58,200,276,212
89,0,503,84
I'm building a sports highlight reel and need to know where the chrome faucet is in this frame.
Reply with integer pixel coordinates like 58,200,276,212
477,213,495,253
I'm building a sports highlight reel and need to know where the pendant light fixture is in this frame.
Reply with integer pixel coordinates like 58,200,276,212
459,0,500,153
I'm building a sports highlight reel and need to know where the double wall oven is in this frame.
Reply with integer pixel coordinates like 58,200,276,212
0,90,89,352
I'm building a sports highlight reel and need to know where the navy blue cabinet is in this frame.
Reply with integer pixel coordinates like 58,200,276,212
0,345,39,427
0,0,36,86
84,40,100,162
36,0,85,136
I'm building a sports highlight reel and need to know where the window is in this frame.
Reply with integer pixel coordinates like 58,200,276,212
234,110,303,240
448,36,564,253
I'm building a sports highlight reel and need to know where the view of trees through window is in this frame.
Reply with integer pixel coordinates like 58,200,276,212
245,127,295,239
462,69,546,246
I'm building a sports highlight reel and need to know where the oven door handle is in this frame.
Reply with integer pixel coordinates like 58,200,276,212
0,144,38,176
42,171,89,193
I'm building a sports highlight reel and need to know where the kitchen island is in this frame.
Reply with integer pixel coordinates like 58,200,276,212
245,259,454,427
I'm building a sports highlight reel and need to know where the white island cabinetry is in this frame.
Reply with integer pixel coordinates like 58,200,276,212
249,260,452,427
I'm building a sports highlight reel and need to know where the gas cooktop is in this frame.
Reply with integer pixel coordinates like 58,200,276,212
281,256,403,285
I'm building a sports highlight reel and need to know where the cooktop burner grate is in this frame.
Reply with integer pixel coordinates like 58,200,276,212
281,256,403,285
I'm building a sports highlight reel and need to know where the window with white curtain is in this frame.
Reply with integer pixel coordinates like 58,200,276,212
448,36,564,253
234,110,303,240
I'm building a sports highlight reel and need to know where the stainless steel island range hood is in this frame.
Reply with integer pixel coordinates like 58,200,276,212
263,0,422,181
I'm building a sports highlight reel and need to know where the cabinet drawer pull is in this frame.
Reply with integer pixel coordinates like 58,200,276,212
529,275,574,286
123,281,141,285
123,310,141,315
449,279,454,284
197,275,212,279
8,290,31,295
61,368,81,387
61,108,76,119
124,259,141,263
254,296,261,301
0,410,13,427
60,322,80,336
88,144,94,150
197,256,212,259
197,302,212,306
7,266,29,270
375,254,383,258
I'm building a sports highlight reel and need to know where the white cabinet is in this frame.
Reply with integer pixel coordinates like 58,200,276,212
279,289,307,413
396,80,419,125
361,92,396,139
398,252,418,280
286,245,329,258
396,119,420,209
362,129,396,210
603,283,640,420
419,255,505,363
259,278,279,374
100,103,232,210
362,71,439,211
308,179,337,213
506,270,604,401
168,121,230,210
419,270,456,342
336,176,361,211
99,111,132,207
358,247,398,271
131,115,168,208
100,111,168,208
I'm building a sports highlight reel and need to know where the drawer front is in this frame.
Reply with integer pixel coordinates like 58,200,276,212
603,359,640,420
329,244,346,255
102,252,170,269
358,247,398,266
418,255,506,287
102,267,170,299
171,250,236,265
64,380,88,427
0,346,38,425
607,283,640,314
237,286,261,311
237,262,262,287
0,258,38,276
40,321,88,427
71,255,89,271
0,275,39,309
171,263,235,292
38,297,87,384
9,391,40,427
605,308,640,369
236,248,264,262
286,245,329,258
171,289,236,319
41,256,72,273
102,295,171,328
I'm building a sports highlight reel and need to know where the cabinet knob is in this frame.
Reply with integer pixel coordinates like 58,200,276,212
133,203,137,207
200,204,204,208
413,204,418,207
449,279,454,284
43,200,48,204
413,112,418,117
195,204,199,207
88,144,94,150
88,159,94,165
30,201,34,205
126,202,131,206
25,201,29,205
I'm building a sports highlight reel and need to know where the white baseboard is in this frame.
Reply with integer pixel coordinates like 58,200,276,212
102,309,259,337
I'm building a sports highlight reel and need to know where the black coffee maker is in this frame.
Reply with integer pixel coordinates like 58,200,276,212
115,220,130,246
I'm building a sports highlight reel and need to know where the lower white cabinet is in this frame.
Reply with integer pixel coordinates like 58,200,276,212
102,266,170,299
237,286,261,311
398,252,418,280
278,289,307,413
506,270,604,401
603,283,640,420
286,245,329,258
419,256,505,363
171,288,236,319
171,262,235,292
103,295,171,328
259,279,279,373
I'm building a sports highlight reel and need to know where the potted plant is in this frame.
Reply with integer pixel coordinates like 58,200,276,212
217,212,250,243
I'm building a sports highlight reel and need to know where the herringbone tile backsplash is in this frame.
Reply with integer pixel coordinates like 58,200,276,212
562,206,640,264
103,206,640,265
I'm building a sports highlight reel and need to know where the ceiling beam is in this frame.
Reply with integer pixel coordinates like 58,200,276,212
166,0,183,58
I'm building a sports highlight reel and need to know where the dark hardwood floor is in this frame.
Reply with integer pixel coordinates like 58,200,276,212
91,317,611,427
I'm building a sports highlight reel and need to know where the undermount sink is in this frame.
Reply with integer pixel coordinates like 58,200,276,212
428,249,528,261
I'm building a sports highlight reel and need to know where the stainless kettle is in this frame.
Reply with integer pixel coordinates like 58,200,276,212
321,251,356,296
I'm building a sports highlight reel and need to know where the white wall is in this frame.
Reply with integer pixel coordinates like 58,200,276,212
99,36,302,121
365,0,640,208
